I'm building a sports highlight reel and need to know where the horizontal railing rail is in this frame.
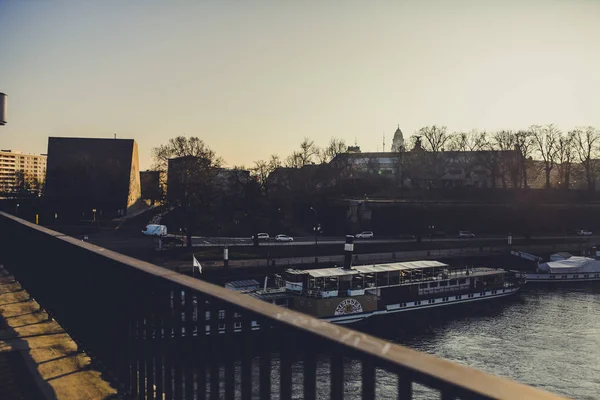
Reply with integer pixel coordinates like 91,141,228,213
0,211,565,400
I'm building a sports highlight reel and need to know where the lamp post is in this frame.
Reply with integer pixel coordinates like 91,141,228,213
428,224,435,243
310,207,323,256
92,208,97,223
16,203,19,216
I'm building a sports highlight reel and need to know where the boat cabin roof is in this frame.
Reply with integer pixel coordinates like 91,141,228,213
296,260,449,278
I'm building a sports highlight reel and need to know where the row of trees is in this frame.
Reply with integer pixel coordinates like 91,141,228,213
248,125,600,193
414,125,600,191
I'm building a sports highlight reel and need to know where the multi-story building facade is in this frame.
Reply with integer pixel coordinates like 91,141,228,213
0,149,47,193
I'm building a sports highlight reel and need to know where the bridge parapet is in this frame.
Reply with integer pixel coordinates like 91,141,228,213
0,211,564,399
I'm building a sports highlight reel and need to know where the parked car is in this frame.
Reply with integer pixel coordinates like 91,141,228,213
275,234,294,242
355,231,374,239
252,233,269,240
577,229,593,236
458,231,475,238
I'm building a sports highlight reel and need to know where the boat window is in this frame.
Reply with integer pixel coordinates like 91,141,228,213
429,282,438,288
389,271,400,285
458,278,466,284
376,273,389,287
439,281,448,287
419,283,428,289
364,273,376,288
449,279,457,285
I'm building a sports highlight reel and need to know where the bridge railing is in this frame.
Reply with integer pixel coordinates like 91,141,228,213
0,212,563,400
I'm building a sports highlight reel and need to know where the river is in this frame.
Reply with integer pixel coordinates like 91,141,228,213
353,284,600,399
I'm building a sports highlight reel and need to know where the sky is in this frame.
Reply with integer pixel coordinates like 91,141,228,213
1,0,600,170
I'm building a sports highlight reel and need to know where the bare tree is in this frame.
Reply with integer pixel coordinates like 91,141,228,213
251,154,284,195
152,136,222,246
571,126,600,192
531,124,559,189
418,125,450,152
493,130,521,188
285,151,303,168
514,130,534,188
251,160,271,192
318,137,348,164
555,132,574,189
476,132,502,188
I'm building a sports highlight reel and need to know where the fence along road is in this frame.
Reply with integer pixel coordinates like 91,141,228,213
0,211,565,400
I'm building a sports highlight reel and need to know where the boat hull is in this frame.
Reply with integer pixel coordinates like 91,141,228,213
525,273,600,283
326,286,521,325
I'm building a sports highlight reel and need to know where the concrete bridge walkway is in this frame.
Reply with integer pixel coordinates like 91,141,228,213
0,266,118,400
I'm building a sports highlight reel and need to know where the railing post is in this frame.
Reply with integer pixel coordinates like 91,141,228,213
303,345,317,400
362,358,375,400
331,351,344,400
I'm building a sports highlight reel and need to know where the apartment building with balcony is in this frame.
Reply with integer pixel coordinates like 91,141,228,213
0,149,47,194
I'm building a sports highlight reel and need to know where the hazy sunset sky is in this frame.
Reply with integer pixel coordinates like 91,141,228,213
1,0,600,169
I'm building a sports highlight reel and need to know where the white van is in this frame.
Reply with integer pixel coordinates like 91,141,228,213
142,224,167,237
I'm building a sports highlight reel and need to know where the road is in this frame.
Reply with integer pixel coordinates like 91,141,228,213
161,233,596,247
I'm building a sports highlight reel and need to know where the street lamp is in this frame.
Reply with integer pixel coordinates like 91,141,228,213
92,208,97,223
16,203,19,216
310,207,320,248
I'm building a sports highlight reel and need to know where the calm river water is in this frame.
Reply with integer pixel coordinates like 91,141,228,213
357,285,600,399
224,286,600,399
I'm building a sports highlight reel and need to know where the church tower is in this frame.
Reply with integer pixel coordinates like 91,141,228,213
391,125,405,152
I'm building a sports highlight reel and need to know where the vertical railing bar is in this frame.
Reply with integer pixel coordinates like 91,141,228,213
259,317,272,400
441,391,457,400
138,315,146,399
185,290,195,400
173,287,183,399
279,328,292,400
195,294,208,400
224,304,235,400
398,374,412,400
362,358,375,400
240,311,253,400
303,345,316,400
145,316,155,399
154,285,165,400
164,288,174,400
128,317,139,397
330,351,344,400
209,300,220,400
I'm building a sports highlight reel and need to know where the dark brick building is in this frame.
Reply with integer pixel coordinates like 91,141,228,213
44,137,142,219
140,170,162,205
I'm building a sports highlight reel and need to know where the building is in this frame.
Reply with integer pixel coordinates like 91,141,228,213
140,170,162,205
331,145,524,188
0,149,47,194
44,137,142,219
167,155,251,204
391,125,405,151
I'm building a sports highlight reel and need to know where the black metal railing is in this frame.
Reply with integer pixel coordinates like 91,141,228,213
0,212,564,400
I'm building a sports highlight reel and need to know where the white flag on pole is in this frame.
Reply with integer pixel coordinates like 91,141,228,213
193,256,202,274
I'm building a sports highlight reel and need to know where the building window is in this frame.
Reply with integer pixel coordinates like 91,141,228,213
234,322,242,329
218,310,225,319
